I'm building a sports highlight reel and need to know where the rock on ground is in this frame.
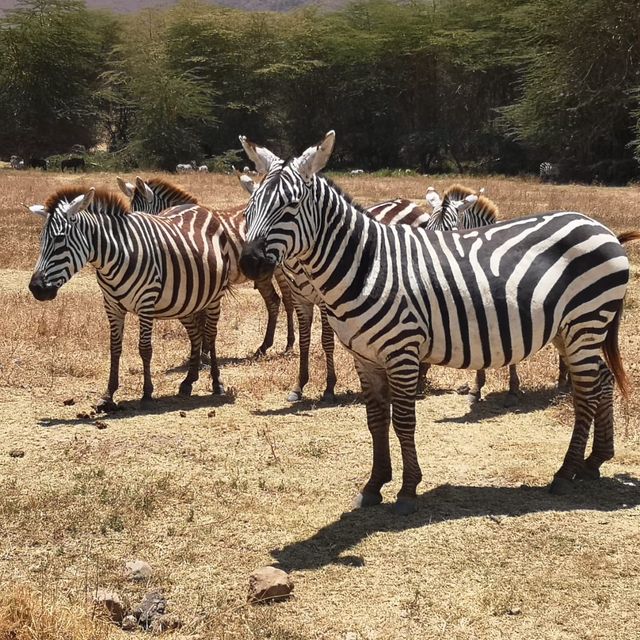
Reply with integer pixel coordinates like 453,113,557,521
121,615,138,631
248,566,294,604
135,590,167,628
124,559,153,581
93,588,125,623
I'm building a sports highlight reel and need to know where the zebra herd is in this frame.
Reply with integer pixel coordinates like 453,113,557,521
27,130,638,513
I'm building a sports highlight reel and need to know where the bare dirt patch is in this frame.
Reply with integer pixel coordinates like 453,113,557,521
0,172,639,639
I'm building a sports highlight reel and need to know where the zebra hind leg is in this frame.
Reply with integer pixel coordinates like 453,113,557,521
503,364,521,407
575,360,615,481
178,315,203,396
351,360,391,509
467,369,486,405
549,349,603,495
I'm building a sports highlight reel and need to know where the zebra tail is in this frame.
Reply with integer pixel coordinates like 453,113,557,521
603,299,629,399
617,230,640,245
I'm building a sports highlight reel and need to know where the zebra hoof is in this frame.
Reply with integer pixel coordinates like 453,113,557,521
467,392,482,406
548,476,573,495
178,382,193,397
287,390,303,402
394,497,417,516
96,398,118,413
352,492,383,509
575,465,600,481
253,347,267,359
321,391,337,404
212,383,225,395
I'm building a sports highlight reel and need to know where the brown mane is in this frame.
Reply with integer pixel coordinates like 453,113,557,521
442,183,499,224
143,177,198,205
44,187,130,216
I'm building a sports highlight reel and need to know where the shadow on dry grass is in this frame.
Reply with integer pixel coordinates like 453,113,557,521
271,476,640,571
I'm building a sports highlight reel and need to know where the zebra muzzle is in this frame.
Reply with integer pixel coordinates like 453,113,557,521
28,272,59,301
240,238,277,281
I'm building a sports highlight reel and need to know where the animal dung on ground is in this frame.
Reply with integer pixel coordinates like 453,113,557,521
63,397,75,406
94,420,109,430
93,588,125,623
8,449,25,458
124,559,153,582
179,410,187,418
248,566,294,603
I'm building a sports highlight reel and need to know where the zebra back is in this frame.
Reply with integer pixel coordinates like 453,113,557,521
366,198,430,227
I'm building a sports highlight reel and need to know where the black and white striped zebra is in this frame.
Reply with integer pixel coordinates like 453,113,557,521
540,161,560,182
117,176,296,356
28,187,230,410
238,130,638,513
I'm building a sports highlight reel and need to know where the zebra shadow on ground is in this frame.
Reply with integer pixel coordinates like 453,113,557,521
37,392,234,428
270,475,640,572
434,386,567,424
252,390,363,416
164,350,297,375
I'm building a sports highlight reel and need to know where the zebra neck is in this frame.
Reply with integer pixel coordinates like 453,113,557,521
217,209,245,282
82,212,132,275
297,177,381,305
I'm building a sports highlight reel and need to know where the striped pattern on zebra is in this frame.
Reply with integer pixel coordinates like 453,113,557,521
238,130,638,513
540,161,560,182
238,174,432,402
117,176,296,355
28,187,230,410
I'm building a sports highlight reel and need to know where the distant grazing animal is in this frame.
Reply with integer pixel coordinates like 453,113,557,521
539,161,560,182
28,187,230,411
61,157,85,172
117,176,296,356
28,157,48,170
350,169,364,175
198,165,209,173
10,156,24,170
239,130,639,512
176,161,197,173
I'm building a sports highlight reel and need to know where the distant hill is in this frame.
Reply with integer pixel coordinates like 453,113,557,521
0,0,351,13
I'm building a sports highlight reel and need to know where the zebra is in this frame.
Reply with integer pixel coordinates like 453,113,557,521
28,187,230,411
239,174,432,402
238,130,639,514
198,165,209,173
117,176,296,355
540,162,560,183
176,161,197,173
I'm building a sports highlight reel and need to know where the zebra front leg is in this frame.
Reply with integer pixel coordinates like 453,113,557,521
275,267,296,352
549,347,601,494
320,306,337,402
468,369,486,405
138,315,154,403
178,315,203,396
503,364,521,407
576,360,614,481
352,359,391,509
96,307,125,412
288,298,314,402
205,298,225,395
254,276,281,357
389,361,422,514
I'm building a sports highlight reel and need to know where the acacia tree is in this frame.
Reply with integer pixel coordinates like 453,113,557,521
0,0,118,157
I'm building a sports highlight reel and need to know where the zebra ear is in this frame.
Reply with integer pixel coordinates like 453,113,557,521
135,176,154,203
65,189,95,221
25,203,47,218
425,187,442,210
239,135,279,175
452,194,478,214
293,130,336,181
235,170,256,195
117,177,134,198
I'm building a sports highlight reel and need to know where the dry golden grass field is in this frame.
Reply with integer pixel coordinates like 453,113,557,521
0,170,639,640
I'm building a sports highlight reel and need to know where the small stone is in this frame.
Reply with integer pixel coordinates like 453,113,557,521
76,411,91,419
95,420,108,430
207,410,216,418
248,566,294,604
63,398,75,406
507,607,522,615
136,591,166,628
345,633,359,640
121,615,138,631
179,411,187,418
93,588,125,623
488,514,505,524
150,613,182,633
9,449,25,458
124,559,153,582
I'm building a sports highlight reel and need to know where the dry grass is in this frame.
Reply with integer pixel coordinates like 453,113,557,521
0,170,639,639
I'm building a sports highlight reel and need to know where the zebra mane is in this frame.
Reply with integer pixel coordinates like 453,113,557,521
442,183,499,227
322,175,369,215
44,187,130,216
142,178,198,205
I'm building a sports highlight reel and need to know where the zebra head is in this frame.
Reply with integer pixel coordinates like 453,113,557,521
28,188,95,301
238,131,335,281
